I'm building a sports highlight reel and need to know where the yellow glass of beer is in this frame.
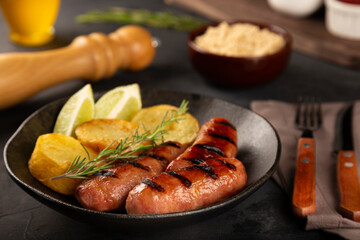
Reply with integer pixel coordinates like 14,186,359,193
0,0,61,46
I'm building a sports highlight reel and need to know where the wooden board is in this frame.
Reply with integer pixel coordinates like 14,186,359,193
166,0,360,68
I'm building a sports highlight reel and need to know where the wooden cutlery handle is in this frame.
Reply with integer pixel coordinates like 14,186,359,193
337,150,360,222
292,137,316,217
0,25,155,110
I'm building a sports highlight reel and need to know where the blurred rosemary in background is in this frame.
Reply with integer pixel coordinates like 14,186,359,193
76,7,206,31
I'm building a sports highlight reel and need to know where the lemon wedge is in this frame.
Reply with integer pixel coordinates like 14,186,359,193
94,83,142,120
53,84,94,137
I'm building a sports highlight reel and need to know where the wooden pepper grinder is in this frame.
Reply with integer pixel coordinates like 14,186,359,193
0,25,156,109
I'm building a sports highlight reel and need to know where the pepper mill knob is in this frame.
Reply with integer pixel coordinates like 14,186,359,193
0,25,155,109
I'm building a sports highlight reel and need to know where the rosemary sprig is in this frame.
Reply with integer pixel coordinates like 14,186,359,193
75,7,206,31
52,100,189,180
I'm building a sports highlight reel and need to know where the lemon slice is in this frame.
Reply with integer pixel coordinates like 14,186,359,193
53,84,94,137
94,83,142,120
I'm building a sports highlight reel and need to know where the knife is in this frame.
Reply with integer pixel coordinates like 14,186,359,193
334,104,360,221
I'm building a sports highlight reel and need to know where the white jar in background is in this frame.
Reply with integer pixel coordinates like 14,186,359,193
267,0,324,18
325,0,360,40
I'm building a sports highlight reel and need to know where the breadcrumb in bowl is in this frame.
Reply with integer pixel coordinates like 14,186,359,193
188,20,292,88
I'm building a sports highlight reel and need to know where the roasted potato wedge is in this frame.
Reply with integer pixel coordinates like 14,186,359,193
75,119,143,152
131,104,199,146
28,133,97,195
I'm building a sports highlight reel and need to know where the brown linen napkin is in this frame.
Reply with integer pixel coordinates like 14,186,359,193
251,100,360,240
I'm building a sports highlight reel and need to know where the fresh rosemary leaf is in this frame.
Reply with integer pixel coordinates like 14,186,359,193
75,7,206,31
52,100,189,180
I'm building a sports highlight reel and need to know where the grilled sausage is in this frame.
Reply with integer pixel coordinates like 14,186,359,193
126,157,247,214
166,117,237,171
75,141,185,212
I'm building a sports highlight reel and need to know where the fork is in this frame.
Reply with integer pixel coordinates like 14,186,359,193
292,97,322,217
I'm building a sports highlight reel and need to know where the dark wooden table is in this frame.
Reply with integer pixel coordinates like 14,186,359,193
1,0,359,239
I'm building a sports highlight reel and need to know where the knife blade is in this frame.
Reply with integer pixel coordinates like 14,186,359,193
335,103,360,221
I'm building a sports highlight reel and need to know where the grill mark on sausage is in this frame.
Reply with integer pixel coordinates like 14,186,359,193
142,178,164,192
127,161,150,171
159,142,181,148
209,133,236,146
166,171,192,188
186,164,218,179
194,144,225,157
216,159,236,170
95,170,116,177
214,120,236,130
139,153,167,162
183,158,205,164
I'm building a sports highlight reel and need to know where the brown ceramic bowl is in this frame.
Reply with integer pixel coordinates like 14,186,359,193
188,20,292,88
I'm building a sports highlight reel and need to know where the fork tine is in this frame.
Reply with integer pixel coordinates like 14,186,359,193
295,97,302,126
316,98,322,128
303,97,309,128
309,97,315,128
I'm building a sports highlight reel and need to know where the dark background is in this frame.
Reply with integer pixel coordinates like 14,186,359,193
1,0,359,239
